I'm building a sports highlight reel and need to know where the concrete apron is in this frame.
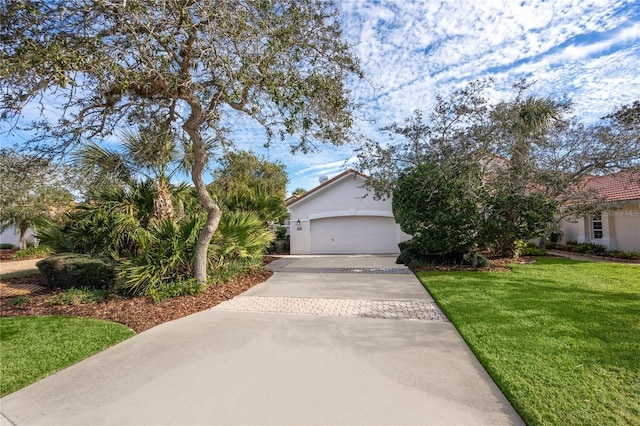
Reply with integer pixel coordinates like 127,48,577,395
1,255,523,425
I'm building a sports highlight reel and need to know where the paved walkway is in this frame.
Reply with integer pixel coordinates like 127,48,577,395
0,259,44,298
0,259,40,275
1,255,523,425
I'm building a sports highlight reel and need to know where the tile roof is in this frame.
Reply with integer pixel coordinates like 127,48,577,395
583,171,640,202
286,169,368,207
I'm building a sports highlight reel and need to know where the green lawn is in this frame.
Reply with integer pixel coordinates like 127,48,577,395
0,316,135,396
418,257,640,426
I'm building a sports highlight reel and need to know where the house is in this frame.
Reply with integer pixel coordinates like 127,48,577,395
287,169,411,255
0,226,35,248
559,171,640,251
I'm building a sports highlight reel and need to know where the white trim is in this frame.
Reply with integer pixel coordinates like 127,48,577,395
309,210,394,220
287,171,366,208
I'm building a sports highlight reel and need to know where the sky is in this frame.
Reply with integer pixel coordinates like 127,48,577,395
3,0,640,195
237,0,640,194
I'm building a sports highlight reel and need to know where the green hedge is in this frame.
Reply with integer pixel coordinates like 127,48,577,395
36,253,117,290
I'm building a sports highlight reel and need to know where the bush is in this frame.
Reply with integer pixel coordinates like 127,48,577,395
118,218,201,296
11,246,54,259
36,253,117,290
48,287,111,305
146,279,204,302
209,259,260,283
608,250,640,260
6,296,31,308
275,226,288,239
571,243,607,254
463,251,490,267
0,243,15,249
521,247,548,256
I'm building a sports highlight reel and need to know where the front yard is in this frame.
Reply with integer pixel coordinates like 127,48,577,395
418,257,640,425
0,316,135,396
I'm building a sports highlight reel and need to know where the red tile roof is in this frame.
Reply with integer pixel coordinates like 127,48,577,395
286,169,368,207
583,171,640,202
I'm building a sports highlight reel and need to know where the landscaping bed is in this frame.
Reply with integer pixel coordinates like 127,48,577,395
0,270,272,333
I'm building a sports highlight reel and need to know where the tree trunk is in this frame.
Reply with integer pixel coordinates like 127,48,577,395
153,179,174,221
183,100,222,284
19,220,28,250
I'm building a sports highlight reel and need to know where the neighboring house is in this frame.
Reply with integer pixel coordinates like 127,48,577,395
0,225,35,248
559,171,640,251
287,169,411,255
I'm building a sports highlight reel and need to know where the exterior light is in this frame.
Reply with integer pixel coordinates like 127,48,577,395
296,219,302,231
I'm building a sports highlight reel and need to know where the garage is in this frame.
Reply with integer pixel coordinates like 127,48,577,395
287,169,411,255
310,216,401,254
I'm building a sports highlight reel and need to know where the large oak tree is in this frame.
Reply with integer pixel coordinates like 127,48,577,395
1,0,362,282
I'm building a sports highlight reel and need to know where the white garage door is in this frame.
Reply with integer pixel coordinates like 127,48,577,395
310,216,401,254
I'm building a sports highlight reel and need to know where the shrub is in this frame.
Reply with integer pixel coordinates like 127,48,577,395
6,296,31,307
210,210,275,267
463,251,490,267
11,246,54,259
48,287,111,305
36,253,117,290
118,218,201,296
0,243,16,249
393,163,482,258
275,226,288,239
608,250,640,260
396,239,422,266
145,279,204,302
572,243,607,254
521,247,548,256
209,258,260,283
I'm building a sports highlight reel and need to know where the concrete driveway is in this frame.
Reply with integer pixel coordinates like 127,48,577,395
1,255,523,425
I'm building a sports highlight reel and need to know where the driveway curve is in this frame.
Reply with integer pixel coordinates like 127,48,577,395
1,255,523,425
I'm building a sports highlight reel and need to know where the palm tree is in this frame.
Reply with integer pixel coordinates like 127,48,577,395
292,187,307,196
74,125,189,220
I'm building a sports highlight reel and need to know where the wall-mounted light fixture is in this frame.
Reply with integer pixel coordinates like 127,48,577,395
296,219,302,231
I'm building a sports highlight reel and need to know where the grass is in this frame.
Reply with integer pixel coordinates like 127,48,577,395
0,316,135,396
417,257,640,426
48,287,112,305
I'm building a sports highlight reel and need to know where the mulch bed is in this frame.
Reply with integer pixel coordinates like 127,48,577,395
0,270,272,333
0,249,19,261
412,256,535,273
0,254,528,333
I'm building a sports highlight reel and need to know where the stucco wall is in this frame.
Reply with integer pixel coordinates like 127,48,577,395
288,173,410,254
559,203,640,251
0,226,35,248
609,205,640,251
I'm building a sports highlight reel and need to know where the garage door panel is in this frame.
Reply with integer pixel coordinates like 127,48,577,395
310,217,400,254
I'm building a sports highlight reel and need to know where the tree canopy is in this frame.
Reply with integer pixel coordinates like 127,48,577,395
2,0,363,282
359,79,640,259
0,150,74,249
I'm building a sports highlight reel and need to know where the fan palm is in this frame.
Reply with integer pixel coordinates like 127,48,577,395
74,125,190,220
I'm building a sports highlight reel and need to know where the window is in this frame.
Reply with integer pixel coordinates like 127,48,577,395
592,214,603,239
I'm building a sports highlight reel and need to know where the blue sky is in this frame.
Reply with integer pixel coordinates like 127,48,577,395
3,1,640,195
244,0,640,194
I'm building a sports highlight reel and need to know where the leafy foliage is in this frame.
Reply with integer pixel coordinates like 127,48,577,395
210,211,275,268
2,0,362,283
37,254,118,290
363,80,640,259
393,161,483,260
10,246,53,259
118,218,202,295
0,151,74,249
48,288,111,306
